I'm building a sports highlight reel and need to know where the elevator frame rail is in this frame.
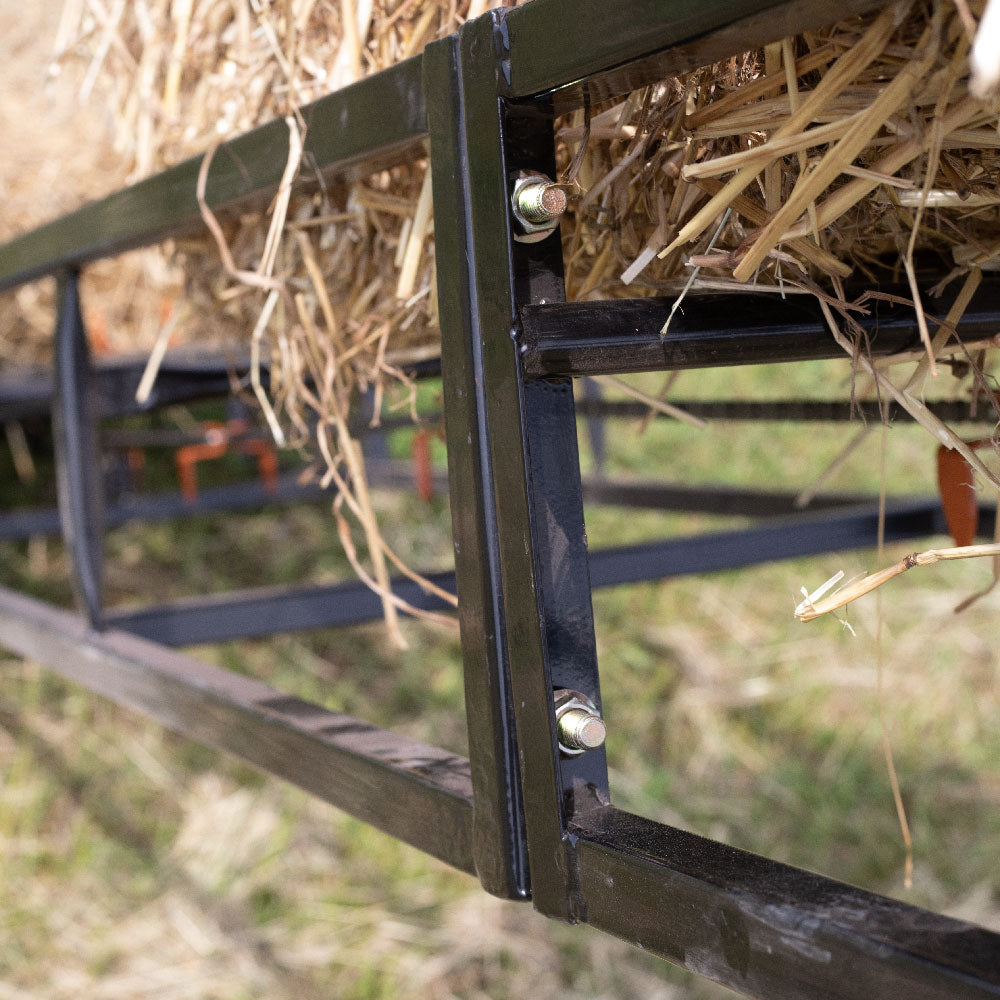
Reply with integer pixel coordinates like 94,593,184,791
1,1,999,996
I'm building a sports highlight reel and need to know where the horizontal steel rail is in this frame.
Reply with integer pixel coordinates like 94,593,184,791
0,584,475,874
101,498,994,647
570,804,1000,1000
10,351,993,428
0,352,250,422
5,580,997,997
575,397,999,424
4,1,1000,995
501,0,886,108
0,471,329,543
0,0,894,293
520,284,1000,377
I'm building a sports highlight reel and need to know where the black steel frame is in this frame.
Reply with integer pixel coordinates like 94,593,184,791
2,1,999,996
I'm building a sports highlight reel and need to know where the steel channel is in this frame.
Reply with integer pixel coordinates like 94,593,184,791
0,584,476,874
423,34,530,900
53,497,988,645
0,353,441,424
569,804,1000,999
105,570,458,647
0,58,426,292
574,398,1000,424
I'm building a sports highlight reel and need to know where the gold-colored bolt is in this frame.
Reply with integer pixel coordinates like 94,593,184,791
514,179,568,225
553,688,606,756
557,707,607,752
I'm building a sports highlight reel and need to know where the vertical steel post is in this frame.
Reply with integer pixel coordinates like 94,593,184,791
53,270,105,628
426,12,608,918
424,34,530,900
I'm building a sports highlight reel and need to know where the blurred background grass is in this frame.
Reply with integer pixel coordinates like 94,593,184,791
1,361,999,999
2,2,1000,997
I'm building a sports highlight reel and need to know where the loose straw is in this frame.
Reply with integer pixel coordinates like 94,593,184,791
659,1,908,261
795,542,1000,621
588,374,708,429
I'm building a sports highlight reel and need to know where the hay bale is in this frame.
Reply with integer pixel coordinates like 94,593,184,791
559,0,1000,302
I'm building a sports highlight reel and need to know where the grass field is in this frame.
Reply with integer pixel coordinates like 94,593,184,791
2,4,999,995
0,356,999,999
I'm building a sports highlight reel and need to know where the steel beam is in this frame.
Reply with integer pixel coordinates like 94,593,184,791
501,0,886,107
424,34,531,900
428,13,612,918
574,397,999,425
52,272,105,627
81,497,986,645
569,803,1000,1000
520,284,1000,378
0,584,475,874
105,570,457,646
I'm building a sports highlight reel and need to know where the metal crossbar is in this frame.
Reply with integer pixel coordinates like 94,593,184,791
1,0,999,996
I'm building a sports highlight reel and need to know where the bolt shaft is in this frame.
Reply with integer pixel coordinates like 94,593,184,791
514,180,567,225
557,707,607,752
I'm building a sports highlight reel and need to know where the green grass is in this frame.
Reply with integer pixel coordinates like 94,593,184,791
0,369,998,998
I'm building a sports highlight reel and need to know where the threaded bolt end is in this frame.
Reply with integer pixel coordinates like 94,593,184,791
557,707,607,752
514,180,567,225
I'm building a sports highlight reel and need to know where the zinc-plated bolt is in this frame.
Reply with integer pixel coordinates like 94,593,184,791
553,689,606,756
511,172,568,242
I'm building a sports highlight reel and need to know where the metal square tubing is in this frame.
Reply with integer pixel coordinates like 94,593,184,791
0,584,475,874
0,58,426,291
500,0,887,108
73,496,993,646
53,271,105,628
569,803,1000,999
519,285,1000,378
427,16,609,917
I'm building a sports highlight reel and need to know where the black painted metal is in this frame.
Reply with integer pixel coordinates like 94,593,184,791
0,352,441,425
106,570,457,646
424,33,530,900
0,584,475,874
2,2,1000,995
501,0,885,108
582,480,872,517
0,353,241,423
568,803,1000,999
521,284,1000,378
79,497,996,645
430,13,612,920
575,397,1000,425
52,272,105,627
0,472,868,545
585,498,994,588
0,472,329,543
